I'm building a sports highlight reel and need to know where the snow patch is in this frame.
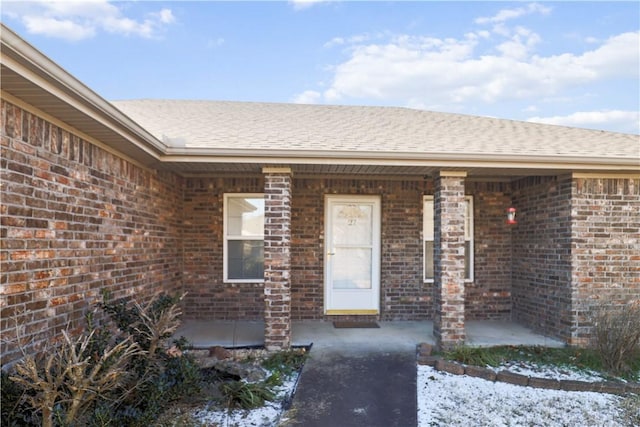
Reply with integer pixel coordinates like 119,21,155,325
418,365,625,427
191,372,299,427
491,360,607,382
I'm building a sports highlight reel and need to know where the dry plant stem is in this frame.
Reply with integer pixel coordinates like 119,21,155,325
7,293,186,426
11,355,61,427
594,303,640,374
60,330,143,424
133,293,184,356
10,317,66,427
11,329,143,426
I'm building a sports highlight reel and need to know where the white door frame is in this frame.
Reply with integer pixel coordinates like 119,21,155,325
324,195,381,315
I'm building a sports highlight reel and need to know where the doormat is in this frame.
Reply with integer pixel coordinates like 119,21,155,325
333,321,380,329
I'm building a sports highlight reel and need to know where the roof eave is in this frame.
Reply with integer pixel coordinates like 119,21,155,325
0,24,166,165
160,148,640,172
2,24,638,175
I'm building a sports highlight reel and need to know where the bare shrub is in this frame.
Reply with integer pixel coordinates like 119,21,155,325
4,292,195,426
9,330,142,427
620,394,640,427
100,292,185,357
131,294,184,357
591,301,640,375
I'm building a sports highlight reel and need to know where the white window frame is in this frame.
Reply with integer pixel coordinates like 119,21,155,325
464,196,474,282
423,195,474,282
423,196,435,283
223,193,265,283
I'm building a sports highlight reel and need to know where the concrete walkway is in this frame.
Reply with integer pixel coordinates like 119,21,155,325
283,323,424,426
174,320,564,427
286,347,416,426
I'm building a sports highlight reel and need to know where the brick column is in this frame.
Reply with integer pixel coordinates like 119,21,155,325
263,167,293,350
433,171,467,349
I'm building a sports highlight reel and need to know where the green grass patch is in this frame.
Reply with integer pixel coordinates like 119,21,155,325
443,345,509,367
441,345,640,381
262,348,308,376
215,348,309,411
219,380,276,409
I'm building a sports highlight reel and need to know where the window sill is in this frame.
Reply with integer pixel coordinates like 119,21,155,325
224,279,265,284
423,279,474,284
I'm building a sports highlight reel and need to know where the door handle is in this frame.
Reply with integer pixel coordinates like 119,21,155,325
327,252,336,256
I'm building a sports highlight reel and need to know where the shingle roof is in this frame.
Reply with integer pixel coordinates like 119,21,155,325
111,99,639,162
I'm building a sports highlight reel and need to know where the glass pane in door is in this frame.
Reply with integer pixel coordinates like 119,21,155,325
332,248,372,289
332,204,372,245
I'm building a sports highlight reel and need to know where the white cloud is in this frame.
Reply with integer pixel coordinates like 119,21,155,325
207,38,225,49
1,0,175,41
314,28,639,108
102,15,154,38
156,9,175,25
292,90,322,104
289,0,326,11
324,37,345,48
22,15,96,41
324,33,382,49
475,3,551,25
496,26,542,59
576,31,639,78
527,110,640,134
298,2,638,134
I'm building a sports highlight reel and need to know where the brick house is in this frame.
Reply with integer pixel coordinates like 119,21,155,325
2,24,639,363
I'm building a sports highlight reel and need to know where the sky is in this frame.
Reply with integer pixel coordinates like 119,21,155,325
1,1,639,135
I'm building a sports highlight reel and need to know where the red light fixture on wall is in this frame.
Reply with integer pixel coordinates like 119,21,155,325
507,207,517,225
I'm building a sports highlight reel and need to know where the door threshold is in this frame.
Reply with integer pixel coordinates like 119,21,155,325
326,309,379,315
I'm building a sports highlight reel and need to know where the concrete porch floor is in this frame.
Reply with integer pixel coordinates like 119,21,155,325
174,320,565,352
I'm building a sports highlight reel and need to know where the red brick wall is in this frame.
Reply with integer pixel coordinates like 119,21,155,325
570,177,640,346
290,177,324,318
1,100,183,365
182,175,513,322
380,179,432,320
465,182,513,320
182,177,264,320
511,176,573,341
511,175,640,344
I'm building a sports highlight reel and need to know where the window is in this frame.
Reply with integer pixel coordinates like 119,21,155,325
423,196,474,282
224,194,265,282
423,196,436,281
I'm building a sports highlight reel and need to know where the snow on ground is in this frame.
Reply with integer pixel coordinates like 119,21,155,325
190,372,299,427
418,365,626,427
176,357,633,427
490,361,607,382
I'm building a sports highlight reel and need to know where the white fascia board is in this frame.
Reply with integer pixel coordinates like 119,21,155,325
1,24,166,158
160,149,640,171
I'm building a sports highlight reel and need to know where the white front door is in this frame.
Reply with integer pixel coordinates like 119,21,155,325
324,195,381,315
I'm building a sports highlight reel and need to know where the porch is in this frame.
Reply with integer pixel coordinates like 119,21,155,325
174,320,565,352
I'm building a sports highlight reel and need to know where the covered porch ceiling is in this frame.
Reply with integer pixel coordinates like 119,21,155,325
158,161,582,180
